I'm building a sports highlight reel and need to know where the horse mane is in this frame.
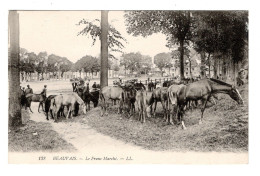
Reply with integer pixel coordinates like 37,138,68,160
209,78,232,87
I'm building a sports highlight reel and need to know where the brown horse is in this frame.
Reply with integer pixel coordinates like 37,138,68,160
152,87,168,120
50,93,87,122
167,84,185,125
25,93,46,113
135,90,154,123
177,78,244,129
99,86,125,116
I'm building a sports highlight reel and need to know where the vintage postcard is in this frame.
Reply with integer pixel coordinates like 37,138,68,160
8,10,248,165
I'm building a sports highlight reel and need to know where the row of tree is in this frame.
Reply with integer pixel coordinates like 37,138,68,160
124,11,248,81
19,48,73,81
20,48,183,79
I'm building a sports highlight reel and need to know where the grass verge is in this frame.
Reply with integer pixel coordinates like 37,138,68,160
8,110,76,152
83,84,248,152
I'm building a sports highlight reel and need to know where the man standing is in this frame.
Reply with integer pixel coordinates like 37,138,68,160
25,85,33,95
41,85,47,98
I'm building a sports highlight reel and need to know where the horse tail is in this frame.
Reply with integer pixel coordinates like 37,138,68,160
49,98,55,111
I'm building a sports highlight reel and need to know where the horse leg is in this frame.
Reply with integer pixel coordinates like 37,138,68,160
105,102,109,116
143,106,148,123
88,101,90,111
179,105,186,130
38,102,41,113
71,105,75,119
153,100,157,117
118,100,122,114
199,96,210,124
168,104,174,125
41,101,45,112
66,105,71,119
161,100,167,121
100,104,104,117
28,101,33,113
50,109,54,119
54,105,59,123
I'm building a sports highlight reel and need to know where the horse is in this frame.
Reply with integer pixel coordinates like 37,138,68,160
25,93,46,113
99,86,125,116
123,85,137,117
82,86,100,111
45,95,80,121
177,78,244,129
167,84,185,125
50,93,86,122
162,80,175,87
135,90,154,123
133,82,146,91
152,87,168,120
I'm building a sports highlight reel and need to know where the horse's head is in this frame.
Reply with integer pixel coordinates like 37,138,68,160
229,86,244,105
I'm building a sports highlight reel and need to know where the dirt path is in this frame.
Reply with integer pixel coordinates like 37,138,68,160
27,103,247,164
29,103,142,153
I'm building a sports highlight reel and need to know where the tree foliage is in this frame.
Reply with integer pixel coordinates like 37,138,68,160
73,55,100,75
154,52,172,74
124,11,192,79
77,18,127,59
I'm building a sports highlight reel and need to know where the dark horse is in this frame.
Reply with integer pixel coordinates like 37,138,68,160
177,78,244,129
25,93,46,113
81,86,99,111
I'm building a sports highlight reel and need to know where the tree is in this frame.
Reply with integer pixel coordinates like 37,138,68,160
9,11,22,127
120,52,143,74
77,11,127,87
154,52,172,76
112,64,120,72
140,55,152,74
59,57,73,78
47,54,59,77
124,11,192,80
193,11,248,81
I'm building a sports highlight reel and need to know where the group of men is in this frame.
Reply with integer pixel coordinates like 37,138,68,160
21,84,47,97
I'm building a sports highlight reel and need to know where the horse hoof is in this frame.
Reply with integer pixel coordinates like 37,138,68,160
46,118,49,121
199,121,202,125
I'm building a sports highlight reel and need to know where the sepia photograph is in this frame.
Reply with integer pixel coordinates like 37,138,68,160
8,9,249,165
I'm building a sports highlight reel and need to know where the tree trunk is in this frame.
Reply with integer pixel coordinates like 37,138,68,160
222,57,227,81
189,59,192,78
200,51,206,78
179,40,185,80
208,53,211,78
100,10,109,88
213,53,218,79
124,65,126,77
9,11,22,128
233,61,238,86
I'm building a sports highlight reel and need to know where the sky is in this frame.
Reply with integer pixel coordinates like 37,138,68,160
19,11,171,63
